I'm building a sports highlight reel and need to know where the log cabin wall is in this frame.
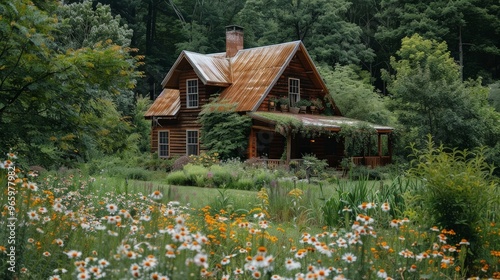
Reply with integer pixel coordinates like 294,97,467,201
256,55,323,112
150,120,189,156
150,69,224,157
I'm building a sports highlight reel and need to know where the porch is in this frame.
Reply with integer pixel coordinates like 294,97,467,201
246,112,393,169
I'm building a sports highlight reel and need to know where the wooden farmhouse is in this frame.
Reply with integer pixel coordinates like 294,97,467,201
145,26,393,168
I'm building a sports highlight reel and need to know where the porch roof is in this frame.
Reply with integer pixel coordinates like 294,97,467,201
144,89,180,118
247,112,393,133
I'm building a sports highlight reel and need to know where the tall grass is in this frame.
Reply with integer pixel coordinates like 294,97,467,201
2,153,500,279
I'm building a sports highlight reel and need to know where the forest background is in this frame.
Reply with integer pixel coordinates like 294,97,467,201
1,0,500,171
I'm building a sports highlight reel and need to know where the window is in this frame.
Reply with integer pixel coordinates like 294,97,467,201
289,78,300,106
186,79,198,108
158,130,169,158
186,130,199,156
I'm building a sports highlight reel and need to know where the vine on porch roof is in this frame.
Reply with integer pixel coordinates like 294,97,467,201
255,113,380,153
256,112,333,138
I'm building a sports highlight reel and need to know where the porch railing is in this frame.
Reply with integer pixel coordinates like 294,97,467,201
257,156,391,169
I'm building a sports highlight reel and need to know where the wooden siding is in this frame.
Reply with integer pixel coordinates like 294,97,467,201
256,56,326,112
149,69,229,156
151,121,201,156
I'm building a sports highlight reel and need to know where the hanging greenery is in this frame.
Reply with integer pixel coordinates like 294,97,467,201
338,123,377,157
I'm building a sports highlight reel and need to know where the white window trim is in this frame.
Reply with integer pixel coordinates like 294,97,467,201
186,129,199,156
288,78,300,106
158,130,169,158
186,79,199,108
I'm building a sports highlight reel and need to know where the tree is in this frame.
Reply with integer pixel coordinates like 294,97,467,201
320,63,394,125
489,81,500,112
0,0,141,167
375,0,500,82
385,34,500,151
236,0,375,65
55,0,137,115
57,0,133,49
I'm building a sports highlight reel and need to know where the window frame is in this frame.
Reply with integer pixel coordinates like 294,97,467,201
186,79,199,108
158,130,170,158
186,130,199,156
288,78,300,107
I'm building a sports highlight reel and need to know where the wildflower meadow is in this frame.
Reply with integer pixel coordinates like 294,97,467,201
1,147,500,280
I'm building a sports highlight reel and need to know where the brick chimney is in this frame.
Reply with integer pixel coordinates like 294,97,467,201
225,25,244,58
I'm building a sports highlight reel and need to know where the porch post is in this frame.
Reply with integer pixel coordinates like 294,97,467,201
377,133,382,157
247,128,256,159
286,131,292,164
388,134,393,162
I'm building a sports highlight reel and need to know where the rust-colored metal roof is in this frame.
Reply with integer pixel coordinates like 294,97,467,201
144,89,180,118
248,112,394,133
152,40,333,116
161,51,231,87
219,41,301,111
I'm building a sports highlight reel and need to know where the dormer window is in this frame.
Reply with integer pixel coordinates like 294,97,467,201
289,78,300,106
187,79,199,108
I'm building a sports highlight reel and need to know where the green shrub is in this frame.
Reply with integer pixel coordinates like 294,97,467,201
195,174,208,188
183,164,208,185
209,165,238,188
199,101,252,160
166,170,189,185
408,137,498,271
302,153,328,177
235,177,254,190
253,169,275,189
294,169,307,179
143,153,176,171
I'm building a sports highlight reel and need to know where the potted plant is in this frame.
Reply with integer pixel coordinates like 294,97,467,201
269,97,279,111
310,97,324,113
295,99,312,113
278,96,289,112
289,105,300,114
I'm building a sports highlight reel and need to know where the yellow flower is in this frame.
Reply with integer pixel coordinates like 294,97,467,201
288,188,303,198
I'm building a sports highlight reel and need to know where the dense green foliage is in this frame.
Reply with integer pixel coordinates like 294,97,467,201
64,0,499,98
407,137,499,269
338,123,378,157
384,35,500,163
0,0,143,167
321,64,393,125
198,101,252,160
